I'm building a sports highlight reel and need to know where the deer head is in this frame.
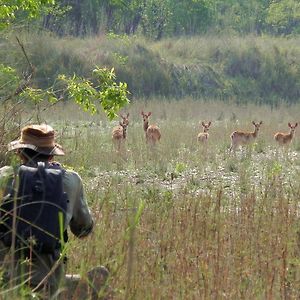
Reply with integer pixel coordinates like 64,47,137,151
120,113,130,126
141,111,152,132
252,121,263,132
201,121,212,133
288,122,298,131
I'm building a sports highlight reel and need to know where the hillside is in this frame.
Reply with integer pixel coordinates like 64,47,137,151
1,33,300,105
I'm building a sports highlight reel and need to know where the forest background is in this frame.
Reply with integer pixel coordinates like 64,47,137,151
1,0,300,110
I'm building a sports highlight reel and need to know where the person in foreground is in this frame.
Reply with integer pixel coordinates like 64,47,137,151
0,124,108,299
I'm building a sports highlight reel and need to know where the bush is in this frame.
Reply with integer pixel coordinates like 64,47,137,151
2,33,300,104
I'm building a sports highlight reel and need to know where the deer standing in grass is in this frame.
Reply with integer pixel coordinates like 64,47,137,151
230,121,263,151
112,113,129,152
141,111,161,145
197,121,211,143
274,123,298,146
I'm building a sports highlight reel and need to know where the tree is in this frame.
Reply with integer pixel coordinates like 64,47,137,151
0,0,55,28
42,0,133,36
141,0,172,40
169,0,214,35
266,0,300,35
212,0,271,34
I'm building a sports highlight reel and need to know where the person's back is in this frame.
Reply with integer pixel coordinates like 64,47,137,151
0,124,97,298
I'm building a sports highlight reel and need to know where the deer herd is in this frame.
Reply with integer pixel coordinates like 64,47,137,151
112,112,298,152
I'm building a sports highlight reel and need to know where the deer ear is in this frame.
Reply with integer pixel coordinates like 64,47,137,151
148,112,152,116
295,123,298,127
252,121,255,125
201,121,205,127
208,121,212,126
141,111,144,116
260,121,263,125
119,121,123,126
288,122,291,128
127,113,129,118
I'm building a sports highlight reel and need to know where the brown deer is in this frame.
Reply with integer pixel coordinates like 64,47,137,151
141,111,161,145
112,113,129,151
197,121,211,143
230,121,263,151
274,122,298,146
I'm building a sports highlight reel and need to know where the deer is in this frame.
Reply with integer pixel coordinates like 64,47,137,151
274,122,298,146
112,113,129,152
141,111,161,145
197,121,211,143
230,121,263,151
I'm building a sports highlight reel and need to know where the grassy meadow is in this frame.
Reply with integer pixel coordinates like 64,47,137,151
23,98,300,299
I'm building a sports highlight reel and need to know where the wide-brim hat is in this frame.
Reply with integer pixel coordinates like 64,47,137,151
8,124,65,156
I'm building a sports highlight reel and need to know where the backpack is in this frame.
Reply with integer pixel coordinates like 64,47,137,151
0,162,68,255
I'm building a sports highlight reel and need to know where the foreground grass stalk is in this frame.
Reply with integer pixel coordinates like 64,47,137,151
125,200,144,299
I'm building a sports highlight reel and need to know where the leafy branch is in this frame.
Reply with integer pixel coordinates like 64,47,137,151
59,67,130,120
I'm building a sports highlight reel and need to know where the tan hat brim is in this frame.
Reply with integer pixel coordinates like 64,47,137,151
8,140,65,156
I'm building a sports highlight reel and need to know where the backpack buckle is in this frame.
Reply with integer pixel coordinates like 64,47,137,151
37,161,46,171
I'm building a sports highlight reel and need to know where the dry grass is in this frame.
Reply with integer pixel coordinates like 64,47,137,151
2,32,300,101
1,98,300,298
26,98,299,299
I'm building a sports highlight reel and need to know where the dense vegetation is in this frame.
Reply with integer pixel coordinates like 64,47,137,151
1,0,300,108
1,33,300,105
35,0,300,37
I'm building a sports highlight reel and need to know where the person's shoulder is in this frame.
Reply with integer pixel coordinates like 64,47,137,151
50,162,84,185
63,169,84,193
62,166,83,185
0,166,14,178
65,169,82,180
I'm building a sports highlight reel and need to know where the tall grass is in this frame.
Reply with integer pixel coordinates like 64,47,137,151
1,33,300,103
5,99,293,298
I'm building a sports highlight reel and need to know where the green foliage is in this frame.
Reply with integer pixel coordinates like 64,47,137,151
120,43,171,97
174,162,186,175
59,75,98,113
38,0,300,37
217,40,300,103
140,0,214,38
59,67,130,120
1,0,300,37
0,0,55,28
20,87,58,104
0,1,131,123
266,0,300,35
141,0,172,40
267,161,282,179
2,33,299,104
214,0,270,34
95,69,130,120
0,64,19,97
168,0,214,35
